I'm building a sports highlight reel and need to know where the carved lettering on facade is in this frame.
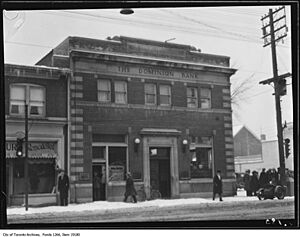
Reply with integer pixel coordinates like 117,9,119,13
181,72,199,79
118,66,130,73
138,67,174,77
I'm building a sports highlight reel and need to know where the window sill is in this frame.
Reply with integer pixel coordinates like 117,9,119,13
7,114,45,119
108,181,126,186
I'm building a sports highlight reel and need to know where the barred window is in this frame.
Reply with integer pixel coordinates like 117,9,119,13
190,136,213,179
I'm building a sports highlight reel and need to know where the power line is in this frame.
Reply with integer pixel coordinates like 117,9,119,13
5,40,53,49
40,10,290,47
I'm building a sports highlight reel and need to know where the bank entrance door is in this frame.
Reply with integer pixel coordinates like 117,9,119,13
92,163,106,201
149,147,171,198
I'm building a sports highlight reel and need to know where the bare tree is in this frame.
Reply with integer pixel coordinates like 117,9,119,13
231,73,256,106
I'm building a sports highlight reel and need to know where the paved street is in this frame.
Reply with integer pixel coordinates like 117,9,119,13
6,196,295,224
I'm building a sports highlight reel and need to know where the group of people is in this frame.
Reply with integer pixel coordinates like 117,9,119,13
57,168,282,205
243,168,280,196
55,169,137,206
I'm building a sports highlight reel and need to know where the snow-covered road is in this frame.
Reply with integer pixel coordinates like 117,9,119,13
6,195,294,216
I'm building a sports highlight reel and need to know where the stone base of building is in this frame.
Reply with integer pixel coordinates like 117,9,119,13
70,183,93,203
9,193,57,206
69,179,237,203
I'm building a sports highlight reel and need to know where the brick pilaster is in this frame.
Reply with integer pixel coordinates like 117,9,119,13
70,75,84,182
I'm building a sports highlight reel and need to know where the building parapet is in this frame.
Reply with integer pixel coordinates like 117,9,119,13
5,63,70,80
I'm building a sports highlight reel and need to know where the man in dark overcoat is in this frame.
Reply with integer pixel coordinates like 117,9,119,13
123,172,137,203
243,169,252,196
259,168,269,188
57,169,69,206
250,170,260,196
213,170,223,201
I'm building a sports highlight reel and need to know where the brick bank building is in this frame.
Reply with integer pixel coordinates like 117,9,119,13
36,35,236,203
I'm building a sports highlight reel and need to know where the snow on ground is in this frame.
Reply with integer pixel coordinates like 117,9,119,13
6,194,294,216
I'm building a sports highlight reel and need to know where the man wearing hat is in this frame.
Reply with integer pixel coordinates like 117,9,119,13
213,169,223,201
243,169,252,196
57,169,69,206
123,172,137,203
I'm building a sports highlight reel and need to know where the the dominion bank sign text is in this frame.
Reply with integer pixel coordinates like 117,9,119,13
118,66,200,79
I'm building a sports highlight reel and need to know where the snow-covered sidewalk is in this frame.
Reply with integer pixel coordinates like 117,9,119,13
6,195,294,216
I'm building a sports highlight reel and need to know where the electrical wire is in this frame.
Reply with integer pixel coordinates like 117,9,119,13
33,10,292,49
5,40,53,49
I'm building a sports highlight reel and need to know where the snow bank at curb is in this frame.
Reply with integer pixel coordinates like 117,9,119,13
6,196,294,216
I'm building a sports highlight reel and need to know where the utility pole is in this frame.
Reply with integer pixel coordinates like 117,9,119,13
259,6,291,186
25,103,29,211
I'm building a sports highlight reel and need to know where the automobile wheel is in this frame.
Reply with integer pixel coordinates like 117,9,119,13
136,189,146,202
150,190,162,200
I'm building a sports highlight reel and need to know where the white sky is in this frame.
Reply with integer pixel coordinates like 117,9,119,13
3,6,293,140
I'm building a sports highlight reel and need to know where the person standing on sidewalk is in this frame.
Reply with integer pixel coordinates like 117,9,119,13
93,171,101,201
259,168,269,188
213,170,223,201
123,172,137,203
250,170,260,196
57,169,69,206
243,169,252,196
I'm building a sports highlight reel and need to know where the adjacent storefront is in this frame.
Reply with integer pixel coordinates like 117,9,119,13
5,122,67,206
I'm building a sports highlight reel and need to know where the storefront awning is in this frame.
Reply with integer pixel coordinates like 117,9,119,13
6,141,58,159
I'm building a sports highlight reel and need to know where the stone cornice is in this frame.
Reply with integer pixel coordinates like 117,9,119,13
70,50,237,75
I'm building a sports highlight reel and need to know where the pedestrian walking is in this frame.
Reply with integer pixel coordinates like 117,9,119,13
243,169,252,196
212,170,223,201
123,172,137,203
259,168,269,188
100,169,106,200
57,169,69,206
250,170,260,196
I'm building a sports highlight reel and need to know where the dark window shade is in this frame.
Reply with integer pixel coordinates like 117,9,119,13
92,134,126,143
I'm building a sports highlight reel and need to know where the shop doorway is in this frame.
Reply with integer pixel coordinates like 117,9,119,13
92,163,106,201
149,147,171,198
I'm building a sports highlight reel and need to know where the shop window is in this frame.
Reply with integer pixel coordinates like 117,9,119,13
187,87,198,108
114,81,127,104
97,80,111,102
10,84,45,116
13,159,55,194
145,83,157,105
190,136,213,178
108,147,127,181
200,88,211,109
159,84,171,106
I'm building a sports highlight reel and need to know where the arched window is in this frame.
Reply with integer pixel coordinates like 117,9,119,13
10,84,45,117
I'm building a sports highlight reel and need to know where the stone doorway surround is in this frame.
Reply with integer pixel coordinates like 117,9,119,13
140,128,181,199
